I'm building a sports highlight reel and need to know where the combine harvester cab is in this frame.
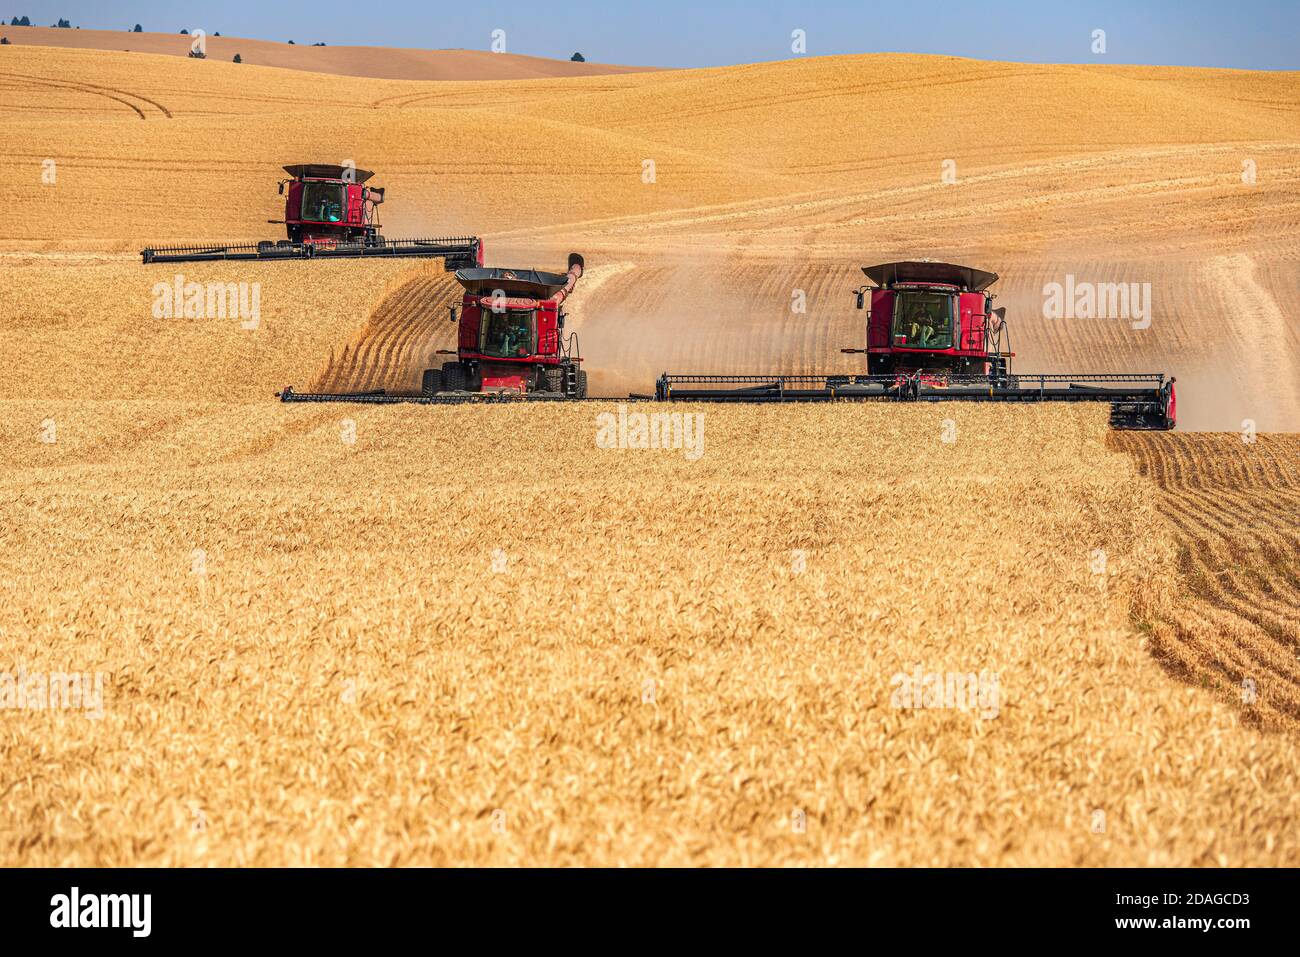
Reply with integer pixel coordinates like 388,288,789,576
656,260,1176,431
425,254,588,398
141,164,483,269
856,261,1002,376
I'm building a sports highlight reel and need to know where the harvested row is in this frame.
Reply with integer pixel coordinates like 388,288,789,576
309,267,460,395
1114,432,1300,731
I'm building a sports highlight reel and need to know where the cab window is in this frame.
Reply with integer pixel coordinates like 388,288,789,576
892,292,953,349
480,307,535,358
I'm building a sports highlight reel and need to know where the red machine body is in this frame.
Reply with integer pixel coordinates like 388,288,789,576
423,254,588,397
855,261,1008,376
279,163,382,246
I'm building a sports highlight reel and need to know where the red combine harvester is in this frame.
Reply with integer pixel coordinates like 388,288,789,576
279,252,588,404
655,260,1176,430
423,254,588,397
141,164,483,268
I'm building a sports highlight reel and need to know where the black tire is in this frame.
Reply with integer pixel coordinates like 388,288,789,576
441,362,468,392
542,366,565,395
421,368,442,396
576,369,588,399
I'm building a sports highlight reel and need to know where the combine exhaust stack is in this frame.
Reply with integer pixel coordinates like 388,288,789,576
551,253,584,305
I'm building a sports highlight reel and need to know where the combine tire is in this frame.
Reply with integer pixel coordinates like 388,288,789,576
441,362,468,392
421,368,442,396
577,370,588,398
542,367,565,395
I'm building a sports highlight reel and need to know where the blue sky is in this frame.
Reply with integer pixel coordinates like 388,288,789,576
9,1,1297,70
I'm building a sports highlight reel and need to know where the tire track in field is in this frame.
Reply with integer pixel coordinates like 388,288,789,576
370,86,629,111
494,143,1299,254
1114,432,1300,731
1202,254,1300,431
598,67,1058,130
0,70,173,119
0,74,143,119
369,89,464,110
211,407,341,465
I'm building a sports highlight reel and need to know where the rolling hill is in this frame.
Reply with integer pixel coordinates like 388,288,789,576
1,41,1298,868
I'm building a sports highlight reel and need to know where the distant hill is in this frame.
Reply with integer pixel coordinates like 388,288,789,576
0,25,655,80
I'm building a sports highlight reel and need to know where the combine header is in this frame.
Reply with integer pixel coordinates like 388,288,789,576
141,164,483,269
655,261,1176,430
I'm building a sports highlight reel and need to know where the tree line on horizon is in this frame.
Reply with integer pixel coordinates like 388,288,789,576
2,19,592,62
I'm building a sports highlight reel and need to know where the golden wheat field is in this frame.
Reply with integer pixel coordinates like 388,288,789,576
0,41,1298,866
4,402,1300,866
